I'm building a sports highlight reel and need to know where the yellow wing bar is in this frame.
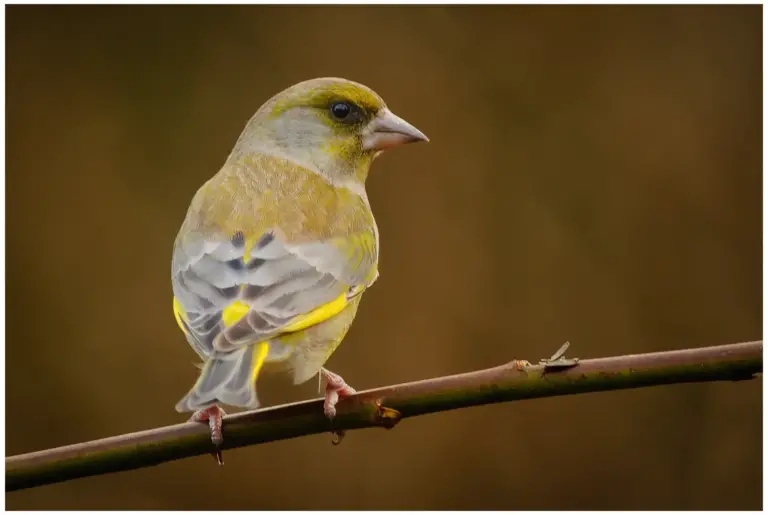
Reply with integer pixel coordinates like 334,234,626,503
172,290,350,335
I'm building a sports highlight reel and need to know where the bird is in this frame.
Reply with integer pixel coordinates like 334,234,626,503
170,77,428,462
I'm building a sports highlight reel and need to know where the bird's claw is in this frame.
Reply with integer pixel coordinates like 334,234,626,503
321,368,356,419
331,430,346,445
321,368,356,444
189,405,227,465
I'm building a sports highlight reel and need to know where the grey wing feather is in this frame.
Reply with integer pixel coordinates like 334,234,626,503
172,230,358,358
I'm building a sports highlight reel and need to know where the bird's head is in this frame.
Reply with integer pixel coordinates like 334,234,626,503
231,77,428,188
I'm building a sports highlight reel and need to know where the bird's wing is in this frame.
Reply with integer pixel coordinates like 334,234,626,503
172,226,378,359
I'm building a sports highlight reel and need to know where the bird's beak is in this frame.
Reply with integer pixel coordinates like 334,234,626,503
362,108,429,151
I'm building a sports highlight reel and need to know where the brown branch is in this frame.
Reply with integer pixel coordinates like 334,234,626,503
6,340,761,492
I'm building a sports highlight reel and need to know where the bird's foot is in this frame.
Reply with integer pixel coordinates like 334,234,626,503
321,367,356,418
189,405,226,465
320,368,356,444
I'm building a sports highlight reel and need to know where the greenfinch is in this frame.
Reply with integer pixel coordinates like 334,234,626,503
171,77,428,457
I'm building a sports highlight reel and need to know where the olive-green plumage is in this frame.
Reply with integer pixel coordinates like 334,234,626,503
171,77,427,414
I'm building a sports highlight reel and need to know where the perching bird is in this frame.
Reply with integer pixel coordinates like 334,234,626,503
170,77,428,459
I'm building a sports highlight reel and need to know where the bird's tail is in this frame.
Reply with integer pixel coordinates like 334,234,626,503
175,342,269,413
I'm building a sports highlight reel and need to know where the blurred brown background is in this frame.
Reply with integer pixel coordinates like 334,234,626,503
6,4,761,510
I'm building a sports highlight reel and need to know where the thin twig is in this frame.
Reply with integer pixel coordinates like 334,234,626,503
6,340,761,492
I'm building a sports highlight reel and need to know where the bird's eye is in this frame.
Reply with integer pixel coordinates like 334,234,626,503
330,102,352,120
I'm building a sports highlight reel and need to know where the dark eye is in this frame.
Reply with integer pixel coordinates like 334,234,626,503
330,102,351,120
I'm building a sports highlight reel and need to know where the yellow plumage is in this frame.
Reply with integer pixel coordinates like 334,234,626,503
171,77,427,447
173,292,351,342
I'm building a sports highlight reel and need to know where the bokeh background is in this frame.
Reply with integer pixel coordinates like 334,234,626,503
6,4,762,510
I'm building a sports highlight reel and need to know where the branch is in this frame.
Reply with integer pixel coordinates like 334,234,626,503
6,340,761,492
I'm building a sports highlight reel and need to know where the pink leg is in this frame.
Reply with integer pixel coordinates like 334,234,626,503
189,405,226,465
321,368,356,419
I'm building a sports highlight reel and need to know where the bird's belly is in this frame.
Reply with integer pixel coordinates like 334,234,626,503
262,294,363,383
